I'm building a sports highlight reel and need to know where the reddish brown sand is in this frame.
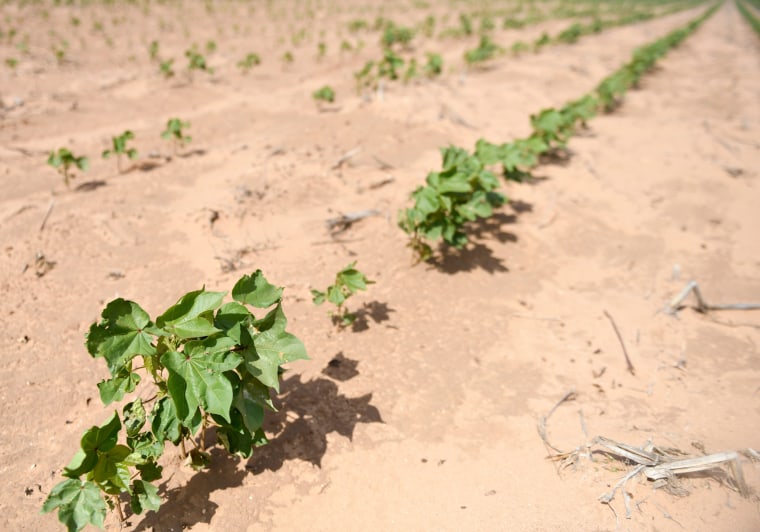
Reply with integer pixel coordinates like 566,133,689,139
1,1,759,530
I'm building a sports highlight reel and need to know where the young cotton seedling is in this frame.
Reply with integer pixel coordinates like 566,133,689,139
185,46,212,76
237,52,261,73
464,35,503,65
312,85,336,106
159,58,175,78
42,271,307,531
399,146,505,262
102,130,138,173
312,262,374,328
47,148,89,188
161,118,191,156
148,40,159,62
424,52,442,77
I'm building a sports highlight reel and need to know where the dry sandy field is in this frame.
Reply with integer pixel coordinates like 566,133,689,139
1,0,759,530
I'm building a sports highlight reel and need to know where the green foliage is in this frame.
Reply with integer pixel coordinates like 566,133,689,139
533,32,551,50
424,52,443,77
311,262,374,328
317,41,326,59
237,52,261,73
557,23,583,44
47,148,88,188
43,272,307,530
148,40,159,62
312,85,335,104
377,48,404,80
5,57,18,68
404,58,418,83
737,1,760,37
205,40,217,54
281,50,294,64
419,15,436,38
159,59,175,78
464,35,502,65
102,130,138,173
347,19,368,33
161,118,191,155
185,46,212,74
381,21,415,49
398,146,506,262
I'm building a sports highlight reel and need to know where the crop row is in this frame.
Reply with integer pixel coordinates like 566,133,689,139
398,2,720,262
736,0,760,34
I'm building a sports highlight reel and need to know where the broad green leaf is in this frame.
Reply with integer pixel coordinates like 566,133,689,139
241,374,276,410
123,399,146,437
130,480,161,514
128,432,164,460
86,299,156,376
98,369,141,405
150,397,182,444
214,301,254,344
41,479,106,532
63,450,97,479
166,369,196,425
162,339,242,423
232,270,283,308
215,409,254,458
413,186,439,215
437,174,472,194
136,461,163,482
255,329,308,365
252,302,288,334
337,265,373,292
326,285,346,306
91,444,131,486
81,412,121,454
242,346,280,391
156,289,225,339
233,380,265,434
311,289,326,306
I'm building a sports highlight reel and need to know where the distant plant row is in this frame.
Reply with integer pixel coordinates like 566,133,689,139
398,2,720,262
48,118,190,188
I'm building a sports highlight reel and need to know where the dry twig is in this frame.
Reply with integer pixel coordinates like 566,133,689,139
603,310,636,376
666,281,760,315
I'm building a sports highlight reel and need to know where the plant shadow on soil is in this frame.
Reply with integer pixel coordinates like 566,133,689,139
351,300,395,332
132,372,381,531
428,204,531,274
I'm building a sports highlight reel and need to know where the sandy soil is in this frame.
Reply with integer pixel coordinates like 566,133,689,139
1,1,759,530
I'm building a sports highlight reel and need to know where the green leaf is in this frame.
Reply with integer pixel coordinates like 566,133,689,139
98,369,141,405
311,289,326,306
214,409,254,458
130,480,161,515
214,301,254,344
252,302,288,335
123,399,146,437
41,479,106,532
326,285,346,306
413,186,440,216
162,337,242,423
232,270,283,308
128,431,164,459
64,412,122,478
241,346,280,391
255,329,308,365
156,289,225,339
86,298,156,376
233,379,265,434
136,461,163,482
91,444,131,488
151,397,182,444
